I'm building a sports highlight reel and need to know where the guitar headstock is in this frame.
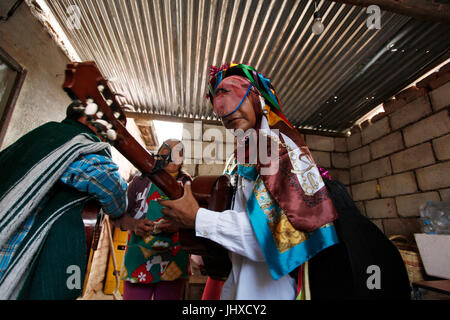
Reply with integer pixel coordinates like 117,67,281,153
63,61,183,200
63,61,128,143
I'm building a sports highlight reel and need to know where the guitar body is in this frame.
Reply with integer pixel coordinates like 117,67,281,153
181,175,233,280
81,200,104,257
81,200,104,296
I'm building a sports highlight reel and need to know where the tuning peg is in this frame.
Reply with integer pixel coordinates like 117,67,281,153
100,120,113,130
90,119,110,132
107,129,117,141
96,111,104,118
97,85,105,92
114,112,121,119
106,99,113,106
121,104,134,111
73,105,85,112
107,76,118,82
113,92,125,98
85,103,98,115
94,119,110,128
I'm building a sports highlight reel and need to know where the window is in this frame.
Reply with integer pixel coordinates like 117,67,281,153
0,47,27,148
153,120,183,148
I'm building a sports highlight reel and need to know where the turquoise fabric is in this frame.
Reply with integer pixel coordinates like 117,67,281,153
236,164,339,280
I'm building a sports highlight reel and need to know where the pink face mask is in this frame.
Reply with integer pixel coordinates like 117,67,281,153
212,76,254,118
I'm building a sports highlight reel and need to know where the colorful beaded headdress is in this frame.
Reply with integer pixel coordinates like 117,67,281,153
207,63,293,127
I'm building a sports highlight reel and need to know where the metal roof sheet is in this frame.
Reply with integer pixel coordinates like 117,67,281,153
40,0,450,133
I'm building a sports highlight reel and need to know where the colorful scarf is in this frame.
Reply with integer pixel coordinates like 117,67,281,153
211,63,339,280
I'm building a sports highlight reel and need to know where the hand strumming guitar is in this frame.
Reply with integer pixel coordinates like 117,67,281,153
158,182,200,230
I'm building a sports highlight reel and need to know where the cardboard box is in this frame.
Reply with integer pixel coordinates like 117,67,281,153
414,233,450,279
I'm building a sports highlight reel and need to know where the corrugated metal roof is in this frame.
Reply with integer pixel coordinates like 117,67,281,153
40,0,450,133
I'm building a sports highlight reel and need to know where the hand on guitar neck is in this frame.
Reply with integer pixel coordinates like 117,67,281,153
158,182,200,230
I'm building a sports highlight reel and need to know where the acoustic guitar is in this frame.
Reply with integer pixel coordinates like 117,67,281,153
80,200,104,295
63,61,232,280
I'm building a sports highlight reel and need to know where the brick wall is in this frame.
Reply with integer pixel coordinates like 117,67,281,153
347,63,450,239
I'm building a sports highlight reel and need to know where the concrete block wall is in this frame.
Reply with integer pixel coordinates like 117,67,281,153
181,121,235,177
180,62,450,243
347,63,450,239
306,134,350,186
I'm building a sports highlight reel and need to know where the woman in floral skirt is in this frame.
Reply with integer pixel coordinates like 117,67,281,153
119,139,191,300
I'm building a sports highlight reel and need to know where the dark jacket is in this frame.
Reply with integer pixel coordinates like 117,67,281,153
308,178,411,300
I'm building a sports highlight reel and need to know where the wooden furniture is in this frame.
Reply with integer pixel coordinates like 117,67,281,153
184,275,208,300
412,280,450,299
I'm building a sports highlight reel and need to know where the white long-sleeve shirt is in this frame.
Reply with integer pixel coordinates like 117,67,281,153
195,173,296,300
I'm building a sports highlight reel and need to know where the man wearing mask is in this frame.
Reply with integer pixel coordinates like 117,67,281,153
157,63,411,300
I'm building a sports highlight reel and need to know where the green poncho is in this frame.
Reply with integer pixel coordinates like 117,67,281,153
0,119,110,299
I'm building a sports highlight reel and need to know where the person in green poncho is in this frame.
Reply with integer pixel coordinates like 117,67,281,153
0,101,128,300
